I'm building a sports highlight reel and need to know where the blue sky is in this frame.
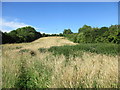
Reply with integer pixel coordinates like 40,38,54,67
2,2,118,33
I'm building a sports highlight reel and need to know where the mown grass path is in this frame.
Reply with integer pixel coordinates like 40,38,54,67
2,37,77,55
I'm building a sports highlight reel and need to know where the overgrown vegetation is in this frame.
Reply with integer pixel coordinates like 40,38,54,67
15,58,39,88
47,43,119,56
15,55,52,88
64,25,120,44
2,37,118,88
1,26,64,44
2,26,42,44
2,24,119,44
2,24,119,88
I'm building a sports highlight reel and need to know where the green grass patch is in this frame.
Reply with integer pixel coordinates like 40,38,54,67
15,58,39,88
38,48,47,53
34,60,52,88
15,46,22,49
47,43,119,56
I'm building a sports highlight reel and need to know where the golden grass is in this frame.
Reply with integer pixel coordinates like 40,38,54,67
2,37,118,88
48,52,118,88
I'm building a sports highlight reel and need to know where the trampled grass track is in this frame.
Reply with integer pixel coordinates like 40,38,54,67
2,37,118,88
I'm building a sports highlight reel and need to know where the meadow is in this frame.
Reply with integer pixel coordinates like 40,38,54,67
2,37,119,88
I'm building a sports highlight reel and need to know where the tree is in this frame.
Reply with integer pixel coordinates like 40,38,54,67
2,32,14,44
65,25,120,44
59,33,63,36
63,29,73,34
78,25,92,33
107,25,120,43
2,26,42,44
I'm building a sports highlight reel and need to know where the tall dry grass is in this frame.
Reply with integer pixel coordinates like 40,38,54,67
2,37,118,88
48,53,118,88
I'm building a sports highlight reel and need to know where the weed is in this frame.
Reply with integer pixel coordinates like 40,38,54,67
15,57,39,88
15,46,22,49
2,37,118,88
38,48,47,53
19,49,36,56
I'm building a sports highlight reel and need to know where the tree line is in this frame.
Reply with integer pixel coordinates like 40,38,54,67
63,25,120,44
1,26,42,44
1,25,120,44
1,26,63,44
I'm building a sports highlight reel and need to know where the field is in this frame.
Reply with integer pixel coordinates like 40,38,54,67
2,37,119,88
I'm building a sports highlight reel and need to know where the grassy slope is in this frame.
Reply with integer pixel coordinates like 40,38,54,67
2,37,118,88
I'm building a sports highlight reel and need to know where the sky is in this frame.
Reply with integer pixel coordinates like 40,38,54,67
1,2,118,34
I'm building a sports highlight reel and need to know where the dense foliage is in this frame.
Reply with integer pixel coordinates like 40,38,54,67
63,29,73,34
63,25,120,44
2,24,120,44
2,26,42,44
44,43,118,58
41,33,63,37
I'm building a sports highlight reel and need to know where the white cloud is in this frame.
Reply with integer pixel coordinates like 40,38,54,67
0,18,46,34
0,18,29,32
